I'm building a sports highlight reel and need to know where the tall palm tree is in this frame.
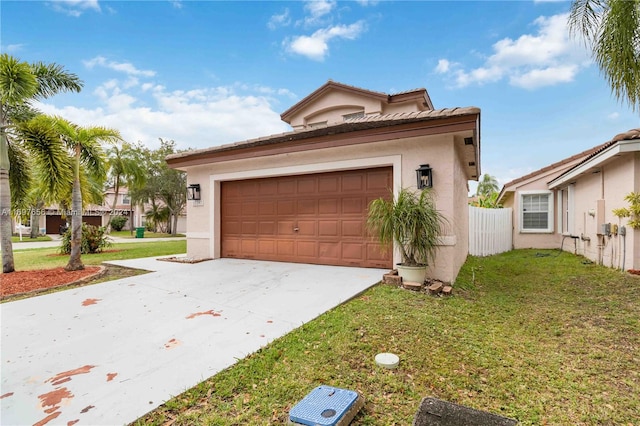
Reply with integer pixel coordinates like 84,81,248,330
105,141,146,231
54,118,121,271
0,54,82,273
569,0,640,112
476,174,499,197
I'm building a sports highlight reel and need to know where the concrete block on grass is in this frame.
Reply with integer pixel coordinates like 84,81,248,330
413,397,518,426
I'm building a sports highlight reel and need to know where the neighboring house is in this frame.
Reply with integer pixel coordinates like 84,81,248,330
498,128,640,270
19,187,186,235
167,81,481,283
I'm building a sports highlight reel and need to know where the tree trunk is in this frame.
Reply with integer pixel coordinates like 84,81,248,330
0,117,15,273
30,200,44,238
172,212,178,236
66,148,84,271
106,176,121,233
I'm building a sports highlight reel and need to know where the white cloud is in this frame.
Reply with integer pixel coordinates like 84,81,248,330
35,70,293,151
170,0,183,9
607,112,620,120
303,0,336,26
268,8,291,30
47,0,101,17
286,21,366,61
436,13,591,90
83,56,156,77
2,44,24,53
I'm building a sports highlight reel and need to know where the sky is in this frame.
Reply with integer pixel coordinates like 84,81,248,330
2,0,638,193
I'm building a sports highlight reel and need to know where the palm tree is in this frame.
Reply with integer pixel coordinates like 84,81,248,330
54,118,121,271
476,174,499,197
0,54,82,273
569,0,640,111
105,141,146,232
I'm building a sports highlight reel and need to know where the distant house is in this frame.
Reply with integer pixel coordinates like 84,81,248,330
22,187,186,235
167,81,481,283
498,128,640,270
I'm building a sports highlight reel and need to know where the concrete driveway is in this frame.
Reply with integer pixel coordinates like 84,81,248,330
1,258,385,426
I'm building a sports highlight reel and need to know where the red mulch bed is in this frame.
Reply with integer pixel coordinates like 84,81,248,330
1,266,102,298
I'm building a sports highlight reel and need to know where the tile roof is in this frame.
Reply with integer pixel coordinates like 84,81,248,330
167,106,480,163
501,128,640,191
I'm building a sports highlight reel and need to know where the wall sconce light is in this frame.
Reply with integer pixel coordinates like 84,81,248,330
416,164,433,189
187,183,201,201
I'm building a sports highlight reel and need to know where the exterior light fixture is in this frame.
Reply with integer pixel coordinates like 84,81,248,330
416,164,433,189
187,183,201,201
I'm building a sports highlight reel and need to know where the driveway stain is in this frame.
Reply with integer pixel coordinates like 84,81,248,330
46,365,96,386
106,372,118,382
81,298,101,306
185,310,221,319
164,338,182,349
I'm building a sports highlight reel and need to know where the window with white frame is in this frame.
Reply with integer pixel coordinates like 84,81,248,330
520,191,554,232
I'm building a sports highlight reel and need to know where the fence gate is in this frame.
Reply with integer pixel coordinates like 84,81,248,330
468,206,512,256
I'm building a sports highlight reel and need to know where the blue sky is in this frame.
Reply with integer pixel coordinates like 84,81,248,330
2,0,638,193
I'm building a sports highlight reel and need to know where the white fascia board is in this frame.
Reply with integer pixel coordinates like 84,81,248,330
549,140,640,189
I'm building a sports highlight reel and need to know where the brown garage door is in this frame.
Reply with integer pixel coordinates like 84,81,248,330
221,167,393,268
46,215,102,234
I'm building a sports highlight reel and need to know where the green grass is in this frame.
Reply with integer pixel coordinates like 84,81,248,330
13,240,186,271
109,230,185,239
132,250,640,425
11,235,52,243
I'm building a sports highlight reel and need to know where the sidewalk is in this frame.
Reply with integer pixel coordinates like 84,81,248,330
9,234,186,251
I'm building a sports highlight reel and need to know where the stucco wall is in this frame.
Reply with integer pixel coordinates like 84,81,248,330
289,91,383,129
183,133,469,283
569,154,638,269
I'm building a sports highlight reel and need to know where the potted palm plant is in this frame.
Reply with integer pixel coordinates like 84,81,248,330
367,188,446,283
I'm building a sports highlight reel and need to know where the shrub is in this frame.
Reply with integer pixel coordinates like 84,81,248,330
60,223,112,254
110,215,128,231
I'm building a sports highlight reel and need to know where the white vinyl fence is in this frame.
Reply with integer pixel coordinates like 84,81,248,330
468,206,512,256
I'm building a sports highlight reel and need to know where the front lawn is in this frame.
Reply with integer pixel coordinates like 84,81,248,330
13,240,186,270
109,230,185,239
11,235,52,243
133,250,640,425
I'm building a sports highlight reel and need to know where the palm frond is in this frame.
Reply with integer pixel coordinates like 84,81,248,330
8,142,31,210
29,61,83,99
0,54,38,106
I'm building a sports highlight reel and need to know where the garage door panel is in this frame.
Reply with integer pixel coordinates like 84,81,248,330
221,167,392,268
259,181,278,195
241,222,257,234
223,202,242,216
342,175,364,192
258,240,276,255
367,170,392,190
278,221,296,235
342,242,365,263
241,182,259,197
277,240,295,255
278,180,295,195
259,201,276,215
318,176,339,193
225,221,242,235
259,221,276,235
297,178,316,193
278,200,295,215
296,241,317,258
319,199,339,214
241,240,257,255
342,220,363,237
297,220,316,236
342,198,363,214
319,221,338,237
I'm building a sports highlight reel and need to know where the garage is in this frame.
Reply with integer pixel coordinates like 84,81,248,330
220,167,393,268
45,215,102,234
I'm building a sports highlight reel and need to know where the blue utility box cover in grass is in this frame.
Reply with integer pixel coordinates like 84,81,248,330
290,385,359,426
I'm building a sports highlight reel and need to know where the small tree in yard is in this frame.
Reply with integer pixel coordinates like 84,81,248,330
60,223,111,254
612,192,640,229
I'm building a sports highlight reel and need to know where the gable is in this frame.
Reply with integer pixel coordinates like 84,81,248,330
281,81,433,131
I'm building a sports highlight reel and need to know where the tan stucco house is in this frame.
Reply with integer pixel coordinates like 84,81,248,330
498,128,640,271
167,81,481,283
